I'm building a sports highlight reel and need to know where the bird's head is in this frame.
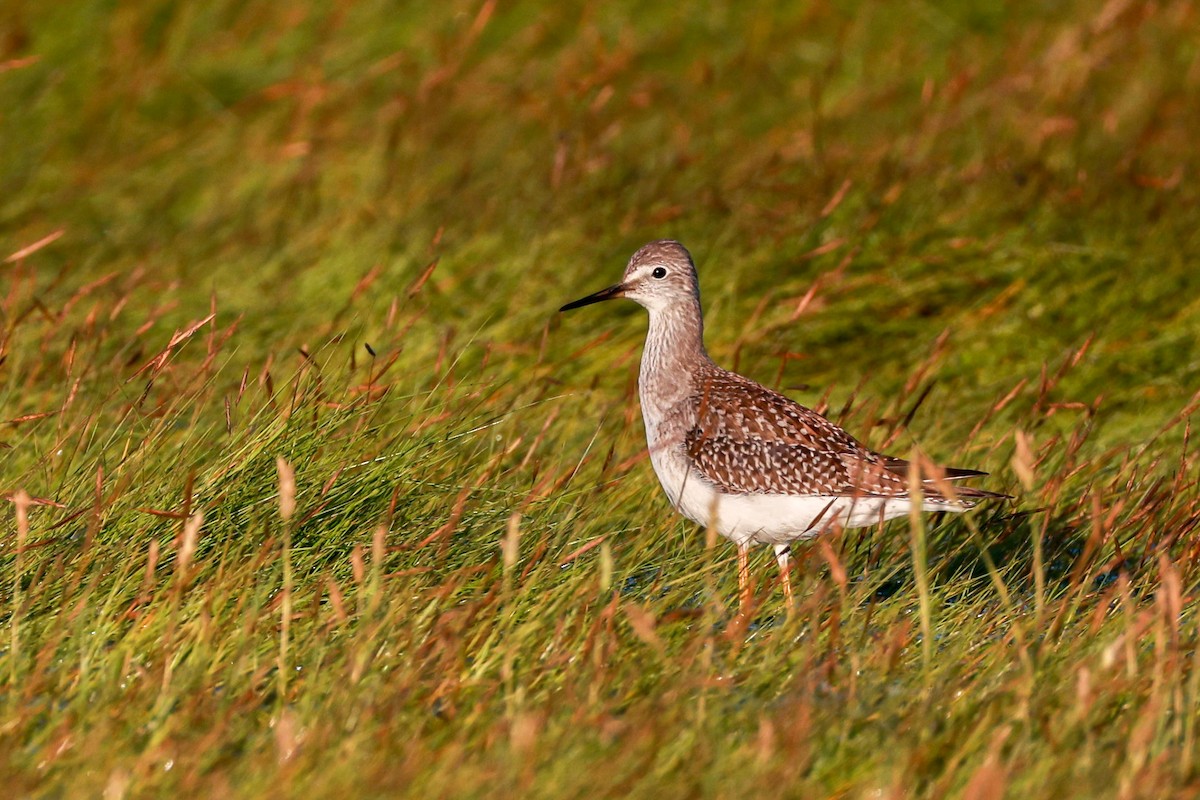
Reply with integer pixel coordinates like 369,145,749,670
560,240,699,315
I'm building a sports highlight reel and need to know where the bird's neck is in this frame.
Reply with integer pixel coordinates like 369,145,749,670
639,300,711,415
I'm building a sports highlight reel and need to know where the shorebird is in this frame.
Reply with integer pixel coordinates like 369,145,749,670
560,240,1005,613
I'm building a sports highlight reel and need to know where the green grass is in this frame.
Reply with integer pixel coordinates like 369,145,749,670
3,0,1200,797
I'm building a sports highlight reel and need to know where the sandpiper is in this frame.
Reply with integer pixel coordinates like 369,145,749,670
560,240,1005,612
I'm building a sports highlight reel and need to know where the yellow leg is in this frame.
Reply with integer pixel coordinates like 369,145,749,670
775,544,794,613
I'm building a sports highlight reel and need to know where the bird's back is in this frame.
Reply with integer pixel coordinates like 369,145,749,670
653,360,999,502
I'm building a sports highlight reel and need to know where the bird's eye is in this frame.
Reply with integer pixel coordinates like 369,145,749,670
652,267,667,279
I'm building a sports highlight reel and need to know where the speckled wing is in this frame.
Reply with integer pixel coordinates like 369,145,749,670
684,430,911,497
684,369,911,497
689,369,865,455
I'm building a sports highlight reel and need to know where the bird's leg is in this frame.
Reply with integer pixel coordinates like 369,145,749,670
737,543,751,616
774,544,794,613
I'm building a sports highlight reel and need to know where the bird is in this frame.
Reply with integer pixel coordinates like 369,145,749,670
559,239,1006,613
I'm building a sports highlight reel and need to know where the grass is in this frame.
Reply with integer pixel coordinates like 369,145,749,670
3,0,1200,796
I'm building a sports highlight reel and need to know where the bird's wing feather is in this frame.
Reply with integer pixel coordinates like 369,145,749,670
685,370,905,496
690,370,866,453
685,370,1001,499
684,432,910,496
882,456,989,481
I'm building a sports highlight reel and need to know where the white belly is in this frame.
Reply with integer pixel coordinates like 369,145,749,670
647,442,955,547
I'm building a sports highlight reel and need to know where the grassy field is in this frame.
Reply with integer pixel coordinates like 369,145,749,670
3,0,1200,797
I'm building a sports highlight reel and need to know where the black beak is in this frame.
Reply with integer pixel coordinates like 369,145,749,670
559,283,627,312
